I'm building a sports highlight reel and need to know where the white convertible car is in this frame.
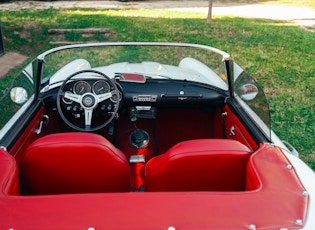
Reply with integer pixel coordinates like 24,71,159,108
0,42,314,229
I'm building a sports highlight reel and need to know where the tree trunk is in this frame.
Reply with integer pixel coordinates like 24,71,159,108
207,0,213,23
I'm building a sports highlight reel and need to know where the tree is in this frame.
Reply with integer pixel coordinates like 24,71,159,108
207,0,213,23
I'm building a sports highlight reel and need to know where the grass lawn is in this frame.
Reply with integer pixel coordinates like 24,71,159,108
0,2,314,169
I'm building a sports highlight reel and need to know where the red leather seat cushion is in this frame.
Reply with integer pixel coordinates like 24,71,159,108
145,139,251,191
20,132,130,195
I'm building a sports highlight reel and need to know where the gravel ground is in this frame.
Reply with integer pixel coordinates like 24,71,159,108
0,1,314,29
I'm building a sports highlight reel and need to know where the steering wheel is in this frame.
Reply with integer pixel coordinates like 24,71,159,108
57,69,120,132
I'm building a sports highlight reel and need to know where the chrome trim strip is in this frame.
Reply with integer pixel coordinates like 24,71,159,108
37,42,230,60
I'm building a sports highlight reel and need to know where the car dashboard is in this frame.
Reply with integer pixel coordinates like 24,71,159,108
52,78,227,119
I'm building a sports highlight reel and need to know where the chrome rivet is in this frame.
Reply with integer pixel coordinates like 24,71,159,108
295,219,303,225
0,146,7,151
286,164,292,169
88,227,95,230
168,226,176,230
302,191,309,197
249,224,256,230
179,91,184,95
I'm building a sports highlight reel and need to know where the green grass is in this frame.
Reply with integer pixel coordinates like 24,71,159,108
0,8,314,169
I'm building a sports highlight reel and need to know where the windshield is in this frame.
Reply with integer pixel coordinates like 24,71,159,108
39,43,229,91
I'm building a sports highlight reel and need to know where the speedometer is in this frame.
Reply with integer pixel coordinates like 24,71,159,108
74,81,91,95
92,80,110,95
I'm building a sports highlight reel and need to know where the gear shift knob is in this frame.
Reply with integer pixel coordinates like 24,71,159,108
130,128,149,149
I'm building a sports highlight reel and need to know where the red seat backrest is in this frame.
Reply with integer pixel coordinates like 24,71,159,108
145,139,251,192
19,132,130,195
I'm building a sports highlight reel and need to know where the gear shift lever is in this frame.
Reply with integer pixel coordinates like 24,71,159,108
129,113,150,149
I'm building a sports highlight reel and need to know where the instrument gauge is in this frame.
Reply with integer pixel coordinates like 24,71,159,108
93,80,110,95
110,90,122,102
74,81,91,95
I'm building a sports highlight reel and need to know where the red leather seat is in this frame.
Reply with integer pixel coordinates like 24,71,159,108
19,133,130,195
145,139,251,192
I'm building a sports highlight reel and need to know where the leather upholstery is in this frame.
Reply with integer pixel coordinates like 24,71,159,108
20,132,130,195
145,139,251,191
1,143,308,229
0,149,20,195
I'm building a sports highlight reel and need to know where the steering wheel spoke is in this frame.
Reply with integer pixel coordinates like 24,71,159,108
64,92,82,104
97,92,112,103
84,108,93,127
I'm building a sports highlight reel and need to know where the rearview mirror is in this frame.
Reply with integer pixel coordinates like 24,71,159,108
10,87,28,104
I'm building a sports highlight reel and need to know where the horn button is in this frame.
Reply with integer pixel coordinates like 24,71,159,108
82,94,96,108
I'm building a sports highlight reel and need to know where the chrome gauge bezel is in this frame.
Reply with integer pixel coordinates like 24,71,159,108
110,90,122,103
92,80,111,95
74,81,91,95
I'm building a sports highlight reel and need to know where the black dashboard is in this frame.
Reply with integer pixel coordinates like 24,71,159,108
120,80,226,107
43,78,227,119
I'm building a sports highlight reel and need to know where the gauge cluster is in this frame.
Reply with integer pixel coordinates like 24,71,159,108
60,79,122,115
73,80,111,95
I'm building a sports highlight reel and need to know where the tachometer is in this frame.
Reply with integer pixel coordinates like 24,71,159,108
74,81,91,95
92,80,110,95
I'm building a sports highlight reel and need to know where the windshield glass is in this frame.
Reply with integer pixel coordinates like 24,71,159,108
39,43,229,91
